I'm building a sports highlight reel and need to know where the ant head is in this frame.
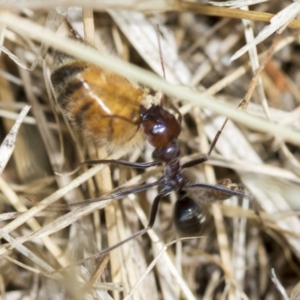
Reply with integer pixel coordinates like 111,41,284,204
140,105,181,148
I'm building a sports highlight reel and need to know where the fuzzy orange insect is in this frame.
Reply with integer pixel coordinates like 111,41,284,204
51,52,149,152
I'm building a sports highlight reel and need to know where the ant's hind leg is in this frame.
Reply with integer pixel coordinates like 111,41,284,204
88,192,168,258
185,182,252,200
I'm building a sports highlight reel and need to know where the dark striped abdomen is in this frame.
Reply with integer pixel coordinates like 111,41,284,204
51,58,146,149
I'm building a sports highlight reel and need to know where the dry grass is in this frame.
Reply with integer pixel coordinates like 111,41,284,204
0,1,300,299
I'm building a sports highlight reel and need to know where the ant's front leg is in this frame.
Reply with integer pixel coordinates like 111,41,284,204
182,118,229,170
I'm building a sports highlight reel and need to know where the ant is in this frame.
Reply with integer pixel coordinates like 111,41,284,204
56,101,250,250
50,23,251,257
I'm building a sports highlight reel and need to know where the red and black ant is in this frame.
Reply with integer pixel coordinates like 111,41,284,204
50,24,251,256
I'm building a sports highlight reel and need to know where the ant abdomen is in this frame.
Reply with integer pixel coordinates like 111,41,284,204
173,193,206,237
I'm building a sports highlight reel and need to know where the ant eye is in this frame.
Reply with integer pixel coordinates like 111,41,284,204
173,196,206,237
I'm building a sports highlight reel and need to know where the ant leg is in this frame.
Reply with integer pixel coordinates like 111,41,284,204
185,182,251,200
182,119,229,169
75,192,168,260
187,183,263,226
181,156,208,169
67,177,164,208
57,158,158,177
147,192,169,228
83,159,158,169
57,153,158,177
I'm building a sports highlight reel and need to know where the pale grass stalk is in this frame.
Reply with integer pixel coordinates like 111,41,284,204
0,12,299,145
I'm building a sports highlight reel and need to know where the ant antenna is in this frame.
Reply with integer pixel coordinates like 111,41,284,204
183,36,282,170
156,24,182,123
156,24,166,81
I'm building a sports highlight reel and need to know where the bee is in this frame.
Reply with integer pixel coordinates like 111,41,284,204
50,50,153,153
